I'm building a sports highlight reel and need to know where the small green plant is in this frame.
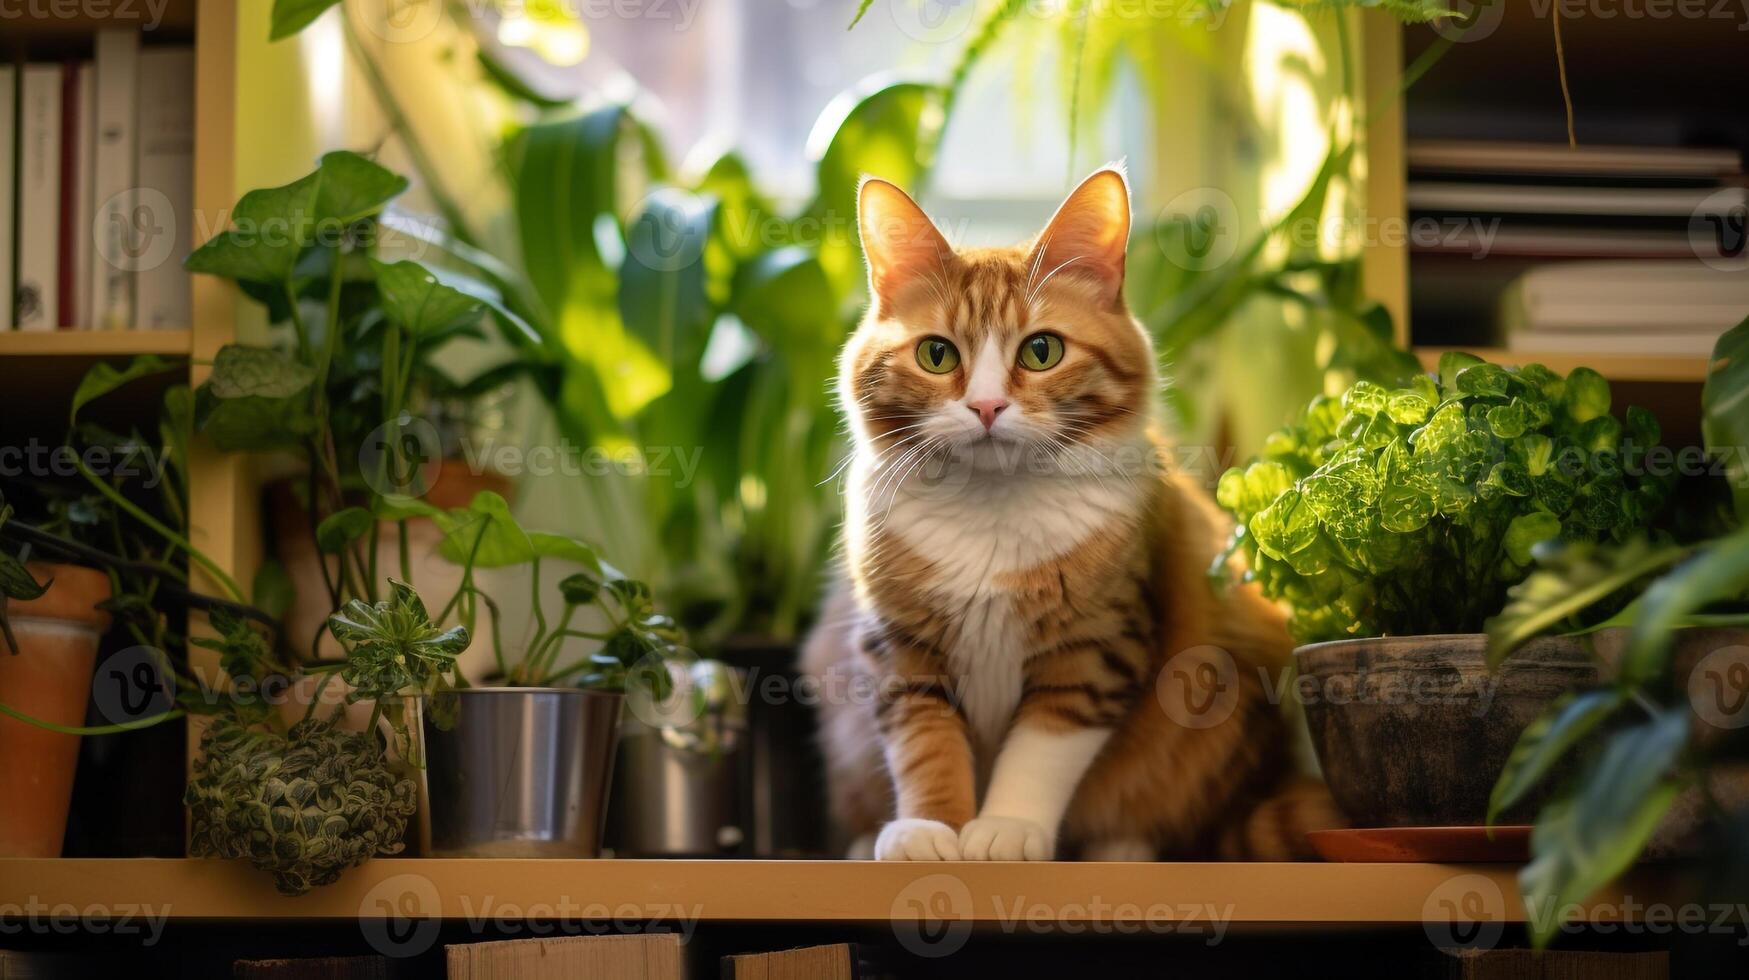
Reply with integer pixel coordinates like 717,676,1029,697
1216,353,1673,642
185,716,419,896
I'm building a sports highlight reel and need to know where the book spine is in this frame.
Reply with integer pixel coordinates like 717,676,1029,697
57,61,78,328
1,66,15,332
16,64,63,332
72,62,96,330
134,47,194,331
91,29,138,332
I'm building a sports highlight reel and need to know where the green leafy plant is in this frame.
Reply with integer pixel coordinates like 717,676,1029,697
1216,353,1673,642
1483,316,1749,947
0,496,49,654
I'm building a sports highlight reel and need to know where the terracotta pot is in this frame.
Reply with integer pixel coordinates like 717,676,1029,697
269,461,511,664
0,563,112,857
1296,633,1599,827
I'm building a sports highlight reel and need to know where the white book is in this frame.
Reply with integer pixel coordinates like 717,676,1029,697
0,67,15,332
134,47,194,330
1508,330,1725,358
1503,261,1749,335
72,62,96,330
91,29,139,332
1408,182,1746,218
15,65,62,332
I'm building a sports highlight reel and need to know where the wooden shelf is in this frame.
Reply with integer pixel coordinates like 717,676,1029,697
0,330,193,358
0,859,1689,925
0,0,195,42
1415,347,1710,384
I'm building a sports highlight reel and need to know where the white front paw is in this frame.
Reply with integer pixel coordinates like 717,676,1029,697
875,818,963,861
959,815,1054,861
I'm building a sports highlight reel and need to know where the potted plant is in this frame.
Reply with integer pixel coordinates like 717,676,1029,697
350,489,687,858
0,500,111,858
1215,352,1674,828
175,148,690,871
1480,316,1749,945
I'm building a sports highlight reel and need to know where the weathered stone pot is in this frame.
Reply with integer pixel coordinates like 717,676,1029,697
1296,634,1598,827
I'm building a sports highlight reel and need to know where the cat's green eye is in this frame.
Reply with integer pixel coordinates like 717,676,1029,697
1018,333,1065,371
916,337,961,374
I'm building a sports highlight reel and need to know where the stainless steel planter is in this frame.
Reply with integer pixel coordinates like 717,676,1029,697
608,662,749,856
419,688,623,858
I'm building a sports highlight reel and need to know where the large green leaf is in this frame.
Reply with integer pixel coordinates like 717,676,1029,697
1621,526,1749,684
1703,316,1749,522
804,78,931,297
313,150,409,226
618,190,720,379
70,355,180,424
186,153,403,286
1520,710,1687,948
732,247,840,365
435,492,534,569
511,105,667,424
1486,538,1690,666
205,345,316,400
185,172,321,284
1488,689,1626,825
315,507,375,555
195,387,315,452
370,259,486,336
269,0,341,40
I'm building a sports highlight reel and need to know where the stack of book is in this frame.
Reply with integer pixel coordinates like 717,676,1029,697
1405,140,1748,355
1,31,193,334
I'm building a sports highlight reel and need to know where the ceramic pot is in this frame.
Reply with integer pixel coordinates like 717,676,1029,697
1296,633,1597,827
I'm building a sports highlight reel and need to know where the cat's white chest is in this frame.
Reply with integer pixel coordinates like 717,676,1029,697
947,594,1026,756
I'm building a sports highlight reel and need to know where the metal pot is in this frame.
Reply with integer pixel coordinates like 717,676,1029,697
419,688,622,857
607,661,749,856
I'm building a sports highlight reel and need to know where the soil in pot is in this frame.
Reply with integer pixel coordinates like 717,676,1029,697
1297,634,1599,828
0,563,112,857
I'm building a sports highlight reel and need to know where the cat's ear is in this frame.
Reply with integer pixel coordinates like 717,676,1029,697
1028,166,1131,309
858,177,953,313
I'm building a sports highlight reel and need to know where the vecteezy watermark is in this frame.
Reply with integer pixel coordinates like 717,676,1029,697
888,872,1235,958
89,644,306,726
356,872,703,958
1431,0,1749,43
1421,872,1749,953
0,0,172,29
0,440,170,490
1154,645,1507,730
1690,645,1749,731
1153,188,1504,272
0,898,171,946
360,416,445,499
1691,188,1749,272
456,438,705,489
91,646,178,726
1422,873,1509,951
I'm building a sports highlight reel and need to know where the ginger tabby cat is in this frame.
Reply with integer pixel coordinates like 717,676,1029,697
802,166,1341,862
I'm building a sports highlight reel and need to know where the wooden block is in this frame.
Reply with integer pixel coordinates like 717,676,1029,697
446,932,684,980
721,943,860,980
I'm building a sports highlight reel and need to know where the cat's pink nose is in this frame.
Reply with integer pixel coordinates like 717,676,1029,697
967,398,1009,431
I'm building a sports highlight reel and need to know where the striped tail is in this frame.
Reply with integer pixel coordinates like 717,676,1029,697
1215,778,1347,861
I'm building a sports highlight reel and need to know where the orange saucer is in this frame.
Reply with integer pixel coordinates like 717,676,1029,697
1307,826,1533,863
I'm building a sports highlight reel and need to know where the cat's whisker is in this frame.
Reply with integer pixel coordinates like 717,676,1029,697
1027,254,1085,307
